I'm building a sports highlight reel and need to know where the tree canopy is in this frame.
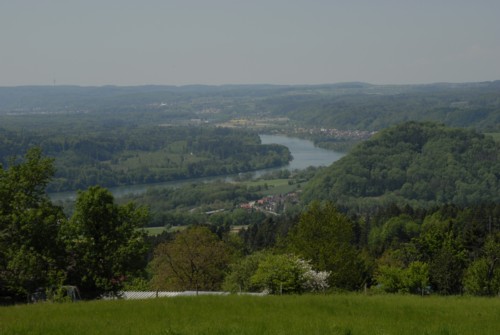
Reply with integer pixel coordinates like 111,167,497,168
303,122,500,211
287,201,364,290
150,226,231,292
61,186,149,298
0,149,149,301
0,148,65,298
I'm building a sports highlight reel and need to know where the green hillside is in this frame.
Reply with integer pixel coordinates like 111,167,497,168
303,122,500,210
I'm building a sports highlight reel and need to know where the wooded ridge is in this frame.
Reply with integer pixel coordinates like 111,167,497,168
303,122,500,210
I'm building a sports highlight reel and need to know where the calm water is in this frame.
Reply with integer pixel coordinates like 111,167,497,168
50,135,345,201
260,134,344,170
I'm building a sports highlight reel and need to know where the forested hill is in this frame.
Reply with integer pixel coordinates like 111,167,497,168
303,122,500,211
259,81,500,132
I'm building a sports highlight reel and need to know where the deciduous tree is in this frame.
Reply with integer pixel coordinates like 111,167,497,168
463,234,500,296
62,186,148,298
0,148,66,299
150,226,230,292
287,201,364,290
250,253,330,294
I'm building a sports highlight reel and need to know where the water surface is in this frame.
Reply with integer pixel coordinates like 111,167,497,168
50,135,345,200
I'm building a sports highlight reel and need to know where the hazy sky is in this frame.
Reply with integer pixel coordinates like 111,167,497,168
1,0,499,86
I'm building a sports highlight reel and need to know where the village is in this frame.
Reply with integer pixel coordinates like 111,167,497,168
239,191,300,216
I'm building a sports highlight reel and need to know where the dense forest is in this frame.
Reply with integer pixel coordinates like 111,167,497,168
1,83,500,302
0,126,291,192
235,201,500,296
303,122,500,211
2,150,499,301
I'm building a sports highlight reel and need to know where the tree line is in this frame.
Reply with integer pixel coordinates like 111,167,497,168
149,201,500,296
2,147,500,304
0,125,291,192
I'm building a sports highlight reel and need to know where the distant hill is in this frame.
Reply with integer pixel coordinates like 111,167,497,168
302,122,500,211
259,81,500,132
1,81,499,132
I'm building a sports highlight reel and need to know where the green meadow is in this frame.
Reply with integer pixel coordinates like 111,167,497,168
242,178,299,196
1,294,499,335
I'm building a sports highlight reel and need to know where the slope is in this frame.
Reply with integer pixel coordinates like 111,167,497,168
303,122,500,211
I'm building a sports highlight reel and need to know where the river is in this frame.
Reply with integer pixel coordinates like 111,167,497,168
50,135,345,201
259,134,344,171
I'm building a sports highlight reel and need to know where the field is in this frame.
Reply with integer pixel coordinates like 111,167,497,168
242,178,299,196
144,226,186,236
1,294,499,334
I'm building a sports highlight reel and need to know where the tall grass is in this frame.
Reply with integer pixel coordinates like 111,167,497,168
1,294,499,334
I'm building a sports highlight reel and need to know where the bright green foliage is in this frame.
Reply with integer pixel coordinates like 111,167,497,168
250,254,305,294
463,234,500,296
62,186,149,298
223,251,267,293
225,252,330,294
375,265,405,293
288,201,363,290
0,148,66,298
150,226,231,292
375,261,429,295
463,259,498,295
403,261,430,295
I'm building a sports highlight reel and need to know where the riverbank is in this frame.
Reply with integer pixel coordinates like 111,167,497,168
50,135,345,202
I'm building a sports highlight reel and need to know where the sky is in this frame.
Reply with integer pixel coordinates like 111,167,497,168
1,0,499,86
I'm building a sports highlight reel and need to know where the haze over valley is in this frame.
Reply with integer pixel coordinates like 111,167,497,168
2,2,500,333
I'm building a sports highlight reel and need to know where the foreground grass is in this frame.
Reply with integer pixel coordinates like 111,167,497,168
1,294,499,335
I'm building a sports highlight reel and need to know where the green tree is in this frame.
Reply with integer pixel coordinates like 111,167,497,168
150,226,230,292
287,201,363,290
428,236,466,295
375,265,405,293
62,186,149,298
375,260,429,295
463,234,500,296
464,258,500,295
250,253,305,295
223,251,267,293
0,148,66,299
403,261,430,295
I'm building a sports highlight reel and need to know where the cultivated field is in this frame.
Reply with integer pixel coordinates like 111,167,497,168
1,294,499,334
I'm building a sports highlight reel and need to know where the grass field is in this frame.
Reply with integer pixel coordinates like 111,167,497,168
144,226,168,236
144,226,186,236
1,294,499,334
242,178,300,196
